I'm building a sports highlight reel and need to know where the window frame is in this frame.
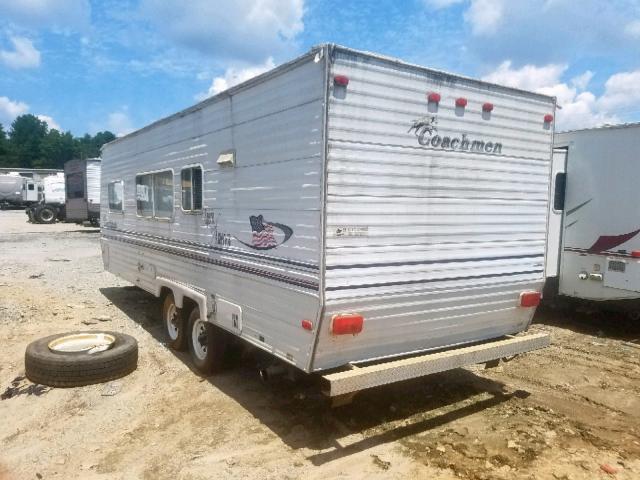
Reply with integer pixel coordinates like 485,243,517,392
107,179,125,214
180,164,204,214
135,168,175,221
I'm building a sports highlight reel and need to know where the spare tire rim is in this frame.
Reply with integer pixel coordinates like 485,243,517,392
48,333,116,354
192,318,208,360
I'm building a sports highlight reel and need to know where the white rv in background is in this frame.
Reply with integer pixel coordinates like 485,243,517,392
65,158,101,226
547,124,640,314
101,45,556,398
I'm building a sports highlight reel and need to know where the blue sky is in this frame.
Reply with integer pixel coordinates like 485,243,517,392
1,0,639,136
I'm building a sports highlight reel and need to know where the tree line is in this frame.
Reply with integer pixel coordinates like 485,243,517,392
0,114,116,169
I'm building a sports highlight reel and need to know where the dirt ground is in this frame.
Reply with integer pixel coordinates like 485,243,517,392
1,209,639,480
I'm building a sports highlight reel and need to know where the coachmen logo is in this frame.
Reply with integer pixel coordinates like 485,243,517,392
408,116,503,154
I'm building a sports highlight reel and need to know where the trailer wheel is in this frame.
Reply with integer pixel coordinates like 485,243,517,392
35,205,57,224
25,331,138,387
188,307,227,374
162,292,187,351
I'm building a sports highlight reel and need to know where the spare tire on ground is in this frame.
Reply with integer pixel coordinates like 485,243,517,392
25,331,138,387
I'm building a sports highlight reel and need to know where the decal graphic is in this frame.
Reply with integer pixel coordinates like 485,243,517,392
408,114,504,154
235,215,293,251
587,228,640,254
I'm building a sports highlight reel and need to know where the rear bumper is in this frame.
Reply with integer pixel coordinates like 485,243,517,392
321,332,550,397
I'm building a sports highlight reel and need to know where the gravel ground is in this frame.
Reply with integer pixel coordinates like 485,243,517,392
1,209,639,480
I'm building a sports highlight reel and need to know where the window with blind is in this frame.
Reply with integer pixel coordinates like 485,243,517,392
181,166,203,212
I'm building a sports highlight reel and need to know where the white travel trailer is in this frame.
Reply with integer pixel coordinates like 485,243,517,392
101,45,556,398
547,124,640,313
65,158,101,225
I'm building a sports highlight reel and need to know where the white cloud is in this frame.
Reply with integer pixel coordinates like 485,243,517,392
464,0,505,35
106,110,134,137
140,0,304,62
481,61,624,131
36,114,60,131
570,71,594,91
0,36,41,69
0,0,91,31
482,60,566,91
597,70,640,113
624,19,640,38
423,0,464,8
196,57,276,100
0,96,29,125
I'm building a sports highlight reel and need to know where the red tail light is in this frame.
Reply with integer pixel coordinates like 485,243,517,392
482,102,494,112
544,114,554,123
427,92,441,103
301,319,313,331
456,97,468,107
520,292,541,307
331,313,364,335
334,75,349,86
631,251,640,258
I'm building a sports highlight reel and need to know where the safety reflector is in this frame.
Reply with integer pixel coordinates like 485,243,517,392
482,102,494,112
334,75,349,86
456,97,468,107
544,114,554,123
301,319,313,331
520,292,541,307
331,314,364,335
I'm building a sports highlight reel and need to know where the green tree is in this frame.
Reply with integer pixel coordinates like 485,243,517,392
9,114,48,168
0,115,116,168
40,129,77,168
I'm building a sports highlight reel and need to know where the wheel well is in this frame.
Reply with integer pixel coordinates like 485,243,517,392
181,296,198,316
159,286,172,301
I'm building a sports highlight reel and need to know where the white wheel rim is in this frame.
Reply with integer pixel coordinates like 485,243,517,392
192,318,208,360
49,333,115,354
165,304,179,340
41,209,54,221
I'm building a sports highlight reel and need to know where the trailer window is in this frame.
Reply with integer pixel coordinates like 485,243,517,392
136,174,154,217
28,183,35,191
108,181,124,212
553,172,566,211
154,171,174,218
136,171,174,219
181,166,202,212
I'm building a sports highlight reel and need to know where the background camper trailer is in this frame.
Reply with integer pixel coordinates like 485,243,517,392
65,158,101,226
547,123,640,315
101,45,556,398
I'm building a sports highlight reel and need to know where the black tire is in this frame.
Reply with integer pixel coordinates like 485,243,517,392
35,205,57,224
187,307,227,374
25,331,138,387
162,293,187,351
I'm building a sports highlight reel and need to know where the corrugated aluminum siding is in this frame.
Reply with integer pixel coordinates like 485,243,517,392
101,55,325,369
86,160,101,207
312,47,555,370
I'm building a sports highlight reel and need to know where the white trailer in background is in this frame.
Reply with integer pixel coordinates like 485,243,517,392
547,124,640,314
100,44,556,398
65,158,101,226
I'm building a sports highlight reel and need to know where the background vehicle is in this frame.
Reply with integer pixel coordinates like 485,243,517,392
0,174,26,209
101,44,556,398
65,158,101,226
25,173,66,224
546,123,640,315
